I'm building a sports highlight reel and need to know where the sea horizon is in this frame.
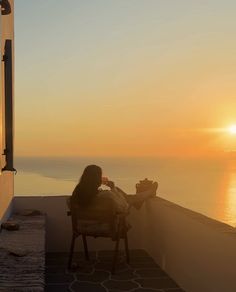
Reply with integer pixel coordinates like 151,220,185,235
14,155,236,227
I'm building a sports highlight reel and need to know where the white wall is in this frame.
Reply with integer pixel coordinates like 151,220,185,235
0,0,14,221
134,198,236,292
13,195,236,292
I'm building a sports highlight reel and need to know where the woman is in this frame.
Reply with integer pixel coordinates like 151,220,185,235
71,164,158,213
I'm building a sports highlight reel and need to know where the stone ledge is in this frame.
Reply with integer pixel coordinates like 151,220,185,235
0,213,46,291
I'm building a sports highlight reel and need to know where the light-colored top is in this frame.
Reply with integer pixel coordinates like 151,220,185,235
97,187,129,213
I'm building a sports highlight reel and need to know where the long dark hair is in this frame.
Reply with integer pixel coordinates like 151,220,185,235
72,165,102,206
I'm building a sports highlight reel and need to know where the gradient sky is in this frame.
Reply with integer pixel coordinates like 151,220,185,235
15,0,236,157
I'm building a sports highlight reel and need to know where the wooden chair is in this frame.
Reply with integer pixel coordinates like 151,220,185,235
67,196,130,274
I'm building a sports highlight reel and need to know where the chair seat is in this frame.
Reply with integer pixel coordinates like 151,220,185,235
77,220,111,236
76,218,131,239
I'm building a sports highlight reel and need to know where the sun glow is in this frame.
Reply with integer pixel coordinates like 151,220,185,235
228,125,236,135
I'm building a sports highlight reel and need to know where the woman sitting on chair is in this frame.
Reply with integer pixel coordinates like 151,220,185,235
71,165,158,213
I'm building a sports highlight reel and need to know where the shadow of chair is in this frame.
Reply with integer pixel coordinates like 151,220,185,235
67,197,130,274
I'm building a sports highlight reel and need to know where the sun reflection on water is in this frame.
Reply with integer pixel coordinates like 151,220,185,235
223,161,236,226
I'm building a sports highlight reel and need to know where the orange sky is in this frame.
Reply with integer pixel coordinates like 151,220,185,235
15,1,236,157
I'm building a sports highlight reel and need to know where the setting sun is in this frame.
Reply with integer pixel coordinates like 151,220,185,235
228,125,236,135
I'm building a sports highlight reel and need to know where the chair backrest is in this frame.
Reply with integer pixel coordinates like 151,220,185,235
67,196,118,236
72,197,116,221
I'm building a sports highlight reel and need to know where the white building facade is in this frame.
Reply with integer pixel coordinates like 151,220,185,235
0,0,14,222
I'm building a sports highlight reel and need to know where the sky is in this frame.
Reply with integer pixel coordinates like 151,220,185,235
14,0,236,157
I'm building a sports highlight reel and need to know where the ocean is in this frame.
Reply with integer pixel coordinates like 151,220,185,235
14,156,236,227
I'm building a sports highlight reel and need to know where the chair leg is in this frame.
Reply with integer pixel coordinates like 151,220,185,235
112,218,123,275
68,234,76,269
82,234,89,261
112,236,120,274
124,232,130,264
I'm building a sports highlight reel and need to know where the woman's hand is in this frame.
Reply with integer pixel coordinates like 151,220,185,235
106,180,115,189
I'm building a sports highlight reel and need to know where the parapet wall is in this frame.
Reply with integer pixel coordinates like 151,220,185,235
135,197,236,292
13,195,236,292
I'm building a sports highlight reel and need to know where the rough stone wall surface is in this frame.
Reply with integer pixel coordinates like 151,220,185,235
0,214,45,291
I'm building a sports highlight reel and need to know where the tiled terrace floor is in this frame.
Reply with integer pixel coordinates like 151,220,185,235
46,250,185,292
